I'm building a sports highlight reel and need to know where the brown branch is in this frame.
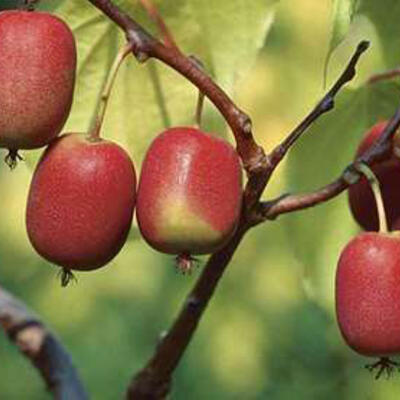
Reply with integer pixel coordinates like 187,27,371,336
127,222,248,399
0,286,88,400
356,107,400,165
255,105,400,222
254,177,349,220
256,179,347,221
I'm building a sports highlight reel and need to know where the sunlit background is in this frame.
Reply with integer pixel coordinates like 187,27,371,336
1,0,400,399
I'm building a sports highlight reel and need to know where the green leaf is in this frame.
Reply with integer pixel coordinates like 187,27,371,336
358,0,400,69
283,80,400,305
329,0,358,55
188,0,277,91
324,0,358,83
325,0,400,73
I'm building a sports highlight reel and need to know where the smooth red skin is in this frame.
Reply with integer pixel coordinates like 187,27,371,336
26,133,136,271
348,121,400,231
0,11,76,150
336,232,400,357
136,127,243,254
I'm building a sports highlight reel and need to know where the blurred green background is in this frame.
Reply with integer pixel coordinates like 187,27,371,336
2,0,400,398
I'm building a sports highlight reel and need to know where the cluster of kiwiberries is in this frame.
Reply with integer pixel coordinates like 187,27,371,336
0,9,242,285
337,121,400,377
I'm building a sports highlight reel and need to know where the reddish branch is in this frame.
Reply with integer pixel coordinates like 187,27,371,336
0,286,88,400
256,179,348,222
367,68,400,85
127,223,248,398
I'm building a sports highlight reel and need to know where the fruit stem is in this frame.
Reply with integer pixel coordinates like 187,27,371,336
90,42,133,140
190,56,206,129
138,0,178,50
355,162,388,233
138,0,207,129
195,91,205,129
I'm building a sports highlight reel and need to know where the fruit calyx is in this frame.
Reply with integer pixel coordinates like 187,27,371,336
4,150,23,170
24,0,38,11
58,268,77,288
365,357,400,380
175,253,199,274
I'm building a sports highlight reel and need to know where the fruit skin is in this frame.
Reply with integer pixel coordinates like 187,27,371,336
336,232,400,357
136,127,242,255
348,121,400,231
26,133,136,271
0,11,76,151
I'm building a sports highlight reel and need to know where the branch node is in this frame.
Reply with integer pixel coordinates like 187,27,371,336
188,54,205,70
157,330,168,346
126,29,151,62
236,111,252,137
320,96,334,113
244,149,269,175
186,296,201,312
342,164,360,185
136,51,150,63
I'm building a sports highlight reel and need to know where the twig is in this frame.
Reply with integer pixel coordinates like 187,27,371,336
355,108,400,165
367,68,400,85
255,106,400,222
0,286,88,400
256,179,347,221
267,40,370,173
244,40,370,210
